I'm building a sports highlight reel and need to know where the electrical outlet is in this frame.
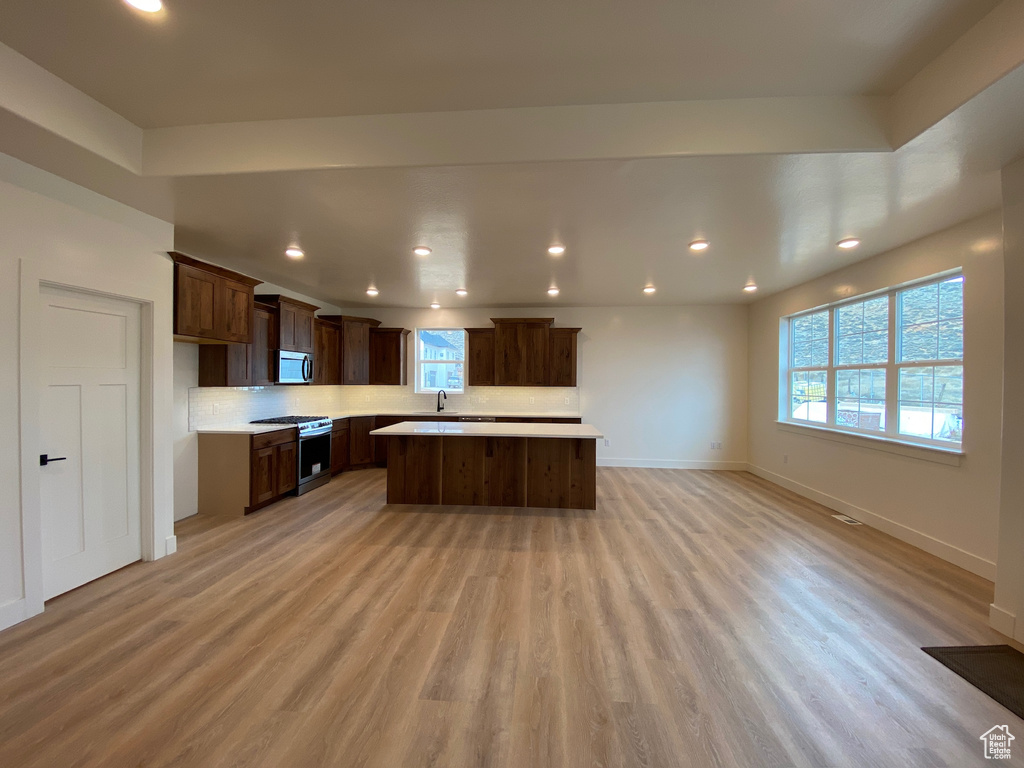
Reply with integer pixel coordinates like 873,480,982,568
213,403,221,415
564,396,570,405
529,396,535,404
365,395,370,402
783,454,789,464
604,439,610,447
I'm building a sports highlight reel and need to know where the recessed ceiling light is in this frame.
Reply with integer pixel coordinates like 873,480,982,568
455,289,468,297
285,247,304,259
366,287,379,297
743,282,758,293
414,246,432,256
837,238,861,249
430,302,441,309
124,0,162,11
643,285,656,294
548,245,566,256
547,287,560,297
689,239,710,252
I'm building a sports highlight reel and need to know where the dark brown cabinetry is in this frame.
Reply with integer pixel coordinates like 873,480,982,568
331,419,350,474
466,328,495,386
370,328,410,385
547,327,581,387
248,428,298,512
314,319,342,385
319,315,382,385
348,416,376,468
171,252,260,343
493,318,551,386
197,301,277,387
255,295,318,354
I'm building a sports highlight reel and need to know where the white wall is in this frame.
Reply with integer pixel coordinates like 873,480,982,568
345,305,749,469
747,212,1004,579
173,343,199,521
993,157,1024,639
0,152,175,631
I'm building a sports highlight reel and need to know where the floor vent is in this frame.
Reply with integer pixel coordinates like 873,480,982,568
832,514,863,525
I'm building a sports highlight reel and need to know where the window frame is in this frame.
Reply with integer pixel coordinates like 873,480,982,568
414,327,466,394
781,270,964,450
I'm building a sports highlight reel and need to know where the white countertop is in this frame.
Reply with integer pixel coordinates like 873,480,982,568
196,411,581,435
369,421,603,439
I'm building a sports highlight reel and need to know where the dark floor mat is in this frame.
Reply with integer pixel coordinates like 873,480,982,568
922,644,1024,719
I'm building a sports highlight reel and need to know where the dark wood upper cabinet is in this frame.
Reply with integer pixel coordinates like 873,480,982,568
256,295,318,354
547,327,581,387
493,318,552,386
251,303,277,386
466,328,495,386
369,328,410,386
171,252,260,343
198,343,251,387
314,319,341,385
319,315,381,385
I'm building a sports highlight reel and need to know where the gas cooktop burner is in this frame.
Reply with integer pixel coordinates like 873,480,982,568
251,416,330,424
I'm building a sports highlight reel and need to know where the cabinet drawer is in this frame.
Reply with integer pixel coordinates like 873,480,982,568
252,428,297,450
332,418,350,432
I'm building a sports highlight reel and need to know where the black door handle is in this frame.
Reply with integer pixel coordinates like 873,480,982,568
40,454,67,466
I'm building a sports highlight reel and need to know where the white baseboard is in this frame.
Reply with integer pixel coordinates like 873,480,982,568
598,458,748,470
990,603,1016,637
165,535,177,556
0,598,30,633
747,464,997,580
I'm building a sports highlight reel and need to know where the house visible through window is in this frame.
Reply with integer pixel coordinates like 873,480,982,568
783,271,964,448
415,328,466,393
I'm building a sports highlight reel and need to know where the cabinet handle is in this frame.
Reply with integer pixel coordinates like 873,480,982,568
40,454,67,466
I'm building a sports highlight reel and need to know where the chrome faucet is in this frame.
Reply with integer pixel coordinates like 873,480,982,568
437,389,447,412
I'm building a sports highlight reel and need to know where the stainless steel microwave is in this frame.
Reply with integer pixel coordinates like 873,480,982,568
277,350,314,384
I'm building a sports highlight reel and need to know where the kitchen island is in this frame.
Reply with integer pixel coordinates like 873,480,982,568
369,421,603,510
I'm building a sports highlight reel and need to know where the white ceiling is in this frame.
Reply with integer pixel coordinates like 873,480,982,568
0,0,1000,128
0,0,1021,309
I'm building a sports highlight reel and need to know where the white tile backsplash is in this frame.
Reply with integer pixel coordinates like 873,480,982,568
188,385,579,431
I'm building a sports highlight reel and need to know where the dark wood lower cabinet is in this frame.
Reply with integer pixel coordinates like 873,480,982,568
248,429,299,513
348,416,376,468
384,435,595,509
276,441,298,494
331,420,350,474
250,446,277,506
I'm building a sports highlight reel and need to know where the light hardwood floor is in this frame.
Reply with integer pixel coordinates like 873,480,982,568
0,468,1018,767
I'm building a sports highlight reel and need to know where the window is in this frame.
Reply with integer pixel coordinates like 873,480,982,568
782,272,963,448
415,328,466,393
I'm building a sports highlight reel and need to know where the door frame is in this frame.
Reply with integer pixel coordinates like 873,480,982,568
16,265,158,623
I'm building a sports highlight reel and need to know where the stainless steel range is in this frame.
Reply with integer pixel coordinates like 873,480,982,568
251,416,332,495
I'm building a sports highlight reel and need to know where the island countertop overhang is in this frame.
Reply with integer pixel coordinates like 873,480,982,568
369,421,603,439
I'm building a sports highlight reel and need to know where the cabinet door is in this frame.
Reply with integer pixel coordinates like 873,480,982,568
251,446,277,506
466,328,495,386
219,278,253,343
494,321,550,386
276,442,298,494
175,264,219,339
493,323,523,386
521,322,550,386
314,321,341,385
343,321,371,385
547,328,578,387
278,303,297,351
251,308,275,386
369,329,409,385
294,308,315,355
331,429,349,474
349,416,375,466
373,416,403,465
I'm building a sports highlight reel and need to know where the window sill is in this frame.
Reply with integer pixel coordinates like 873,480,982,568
774,421,964,466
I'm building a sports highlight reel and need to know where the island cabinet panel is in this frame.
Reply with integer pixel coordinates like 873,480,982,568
251,304,277,386
466,328,495,386
369,328,410,385
526,437,597,510
440,436,487,505
171,253,260,343
493,318,552,386
314,319,341,385
484,437,528,506
386,436,442,504
256,295,319,355
348,416,376,468
547,328,580,387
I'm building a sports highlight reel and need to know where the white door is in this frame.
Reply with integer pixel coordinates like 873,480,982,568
39,285,142,600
